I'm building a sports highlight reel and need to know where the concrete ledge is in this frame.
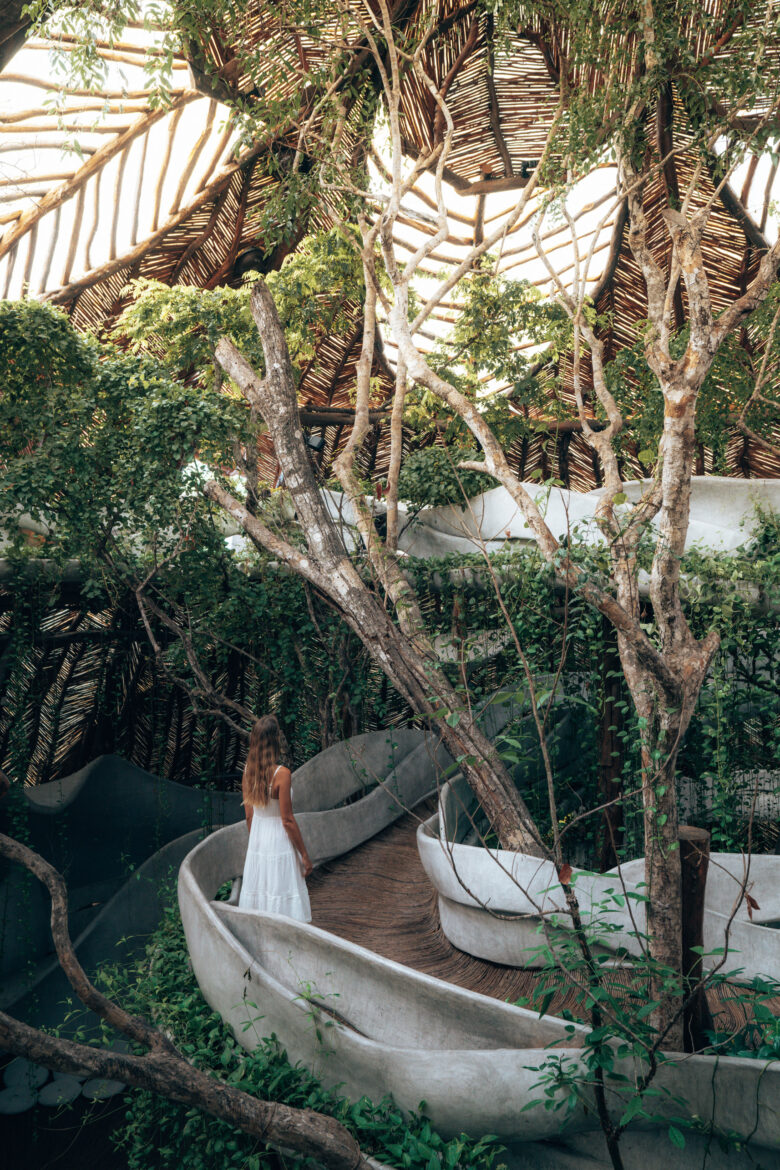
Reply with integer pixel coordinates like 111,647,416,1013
180,757,780,1161
417,778,780,982
5,829,203,1033
0,755,242,988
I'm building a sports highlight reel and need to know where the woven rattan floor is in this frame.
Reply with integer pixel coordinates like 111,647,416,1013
308,801,778,1041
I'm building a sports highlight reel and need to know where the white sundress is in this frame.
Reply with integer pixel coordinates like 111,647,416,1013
238,771,312,922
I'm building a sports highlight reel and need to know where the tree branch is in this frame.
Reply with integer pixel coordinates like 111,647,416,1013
0,832,391,1170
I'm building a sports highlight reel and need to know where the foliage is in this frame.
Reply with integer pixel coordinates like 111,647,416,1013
603,285,780,471
2,294,777,843
401,262,572,449
494,1,780,179
0,299,243,563
0,544,408,785
397,447,496,509
708,1000,780,1061
26,1,780,184
93,896,507,1170
0,229,367,562
404,519,780,863
115,228,367,386
512,887,780,1158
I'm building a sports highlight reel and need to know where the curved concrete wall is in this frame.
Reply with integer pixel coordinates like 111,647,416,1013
0,755,242,992
228,477,780,567
7,828,202,1034
0,728,447,1008
398,477,780,558
180,801,780,1161
418,776,780,981
293,728,452,864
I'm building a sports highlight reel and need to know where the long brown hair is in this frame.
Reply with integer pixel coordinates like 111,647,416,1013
243,715,281,807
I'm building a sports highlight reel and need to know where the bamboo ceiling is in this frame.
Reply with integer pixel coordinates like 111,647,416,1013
1,0,778,487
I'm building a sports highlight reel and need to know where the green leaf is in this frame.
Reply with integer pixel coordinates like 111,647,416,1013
668,1126,686,1149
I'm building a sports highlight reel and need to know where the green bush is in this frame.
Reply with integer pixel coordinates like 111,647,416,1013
95,900,507,1170
397,447,496,509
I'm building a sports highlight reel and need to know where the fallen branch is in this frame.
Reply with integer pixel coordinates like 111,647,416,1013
0,832,391,1170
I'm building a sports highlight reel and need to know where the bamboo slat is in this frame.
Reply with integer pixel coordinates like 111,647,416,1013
1,2,776,483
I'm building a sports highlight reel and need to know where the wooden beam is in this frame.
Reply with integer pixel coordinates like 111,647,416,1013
717,177,771,252
588,199,628,309
130,132,149,248
60,185,85,286
37,203,61,294
433,20,479,145
28,33,188,60
152,105,186,232
204,161,254,288
45,128,291,305
0,173,75,187
0,103,150,123
85,164,103,272
170,100,217,215
401,137,532,196
485,15,514,178
169,184,232,283
473,192,486,247
20,219,37,297
0,92,200,261
299,408,390,427
110,147,130,263
680,826,714,1053
25,40,189,69
0,74,173,99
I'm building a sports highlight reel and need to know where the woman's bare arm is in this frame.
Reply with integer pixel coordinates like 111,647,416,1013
275,768,312,877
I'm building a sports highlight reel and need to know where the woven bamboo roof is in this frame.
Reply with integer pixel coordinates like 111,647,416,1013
1,1,778,485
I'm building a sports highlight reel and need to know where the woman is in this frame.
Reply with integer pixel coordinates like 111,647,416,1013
238,715,313,921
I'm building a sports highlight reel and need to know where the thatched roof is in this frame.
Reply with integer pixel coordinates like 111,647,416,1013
1,1,778,485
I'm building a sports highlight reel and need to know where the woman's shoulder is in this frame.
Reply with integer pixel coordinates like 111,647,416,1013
270,763,291,798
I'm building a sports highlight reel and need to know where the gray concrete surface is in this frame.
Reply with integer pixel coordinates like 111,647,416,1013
7,829,203,1036
180,809,780,1166
0,728,443,1023
417,774,780,981
398,476,780,558
0,754,242,1008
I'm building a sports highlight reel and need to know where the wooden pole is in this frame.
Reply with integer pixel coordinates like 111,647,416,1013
680,825,714,1052
597,617,624,871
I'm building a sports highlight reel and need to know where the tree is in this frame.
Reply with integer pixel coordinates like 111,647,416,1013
197,0,780,1045
11,0,780,1050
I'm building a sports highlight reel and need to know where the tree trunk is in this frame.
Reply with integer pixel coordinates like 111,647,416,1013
598,619,624,871
209,284,544,856
643,711,684,1048
0,831,391,1170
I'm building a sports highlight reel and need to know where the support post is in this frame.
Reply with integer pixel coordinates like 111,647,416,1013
680,825,714,1052
598,618,624,871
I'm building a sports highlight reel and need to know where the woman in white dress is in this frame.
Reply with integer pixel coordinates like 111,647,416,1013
238,715,313,921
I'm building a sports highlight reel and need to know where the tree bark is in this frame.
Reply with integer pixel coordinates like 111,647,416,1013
209,282,544,856
597,620,623,872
